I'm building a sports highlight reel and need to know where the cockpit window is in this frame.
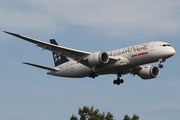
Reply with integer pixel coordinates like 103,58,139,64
162,44,171,47
163,44,167,47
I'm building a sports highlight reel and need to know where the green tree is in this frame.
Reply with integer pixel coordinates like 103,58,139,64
70,106,114,120
70,114,78,120
131,114,139,120
70,106,139,120
123,114,139,120
123,114,131,120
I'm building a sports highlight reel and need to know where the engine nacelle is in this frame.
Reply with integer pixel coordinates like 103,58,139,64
139,66,160,79
88,52,109,66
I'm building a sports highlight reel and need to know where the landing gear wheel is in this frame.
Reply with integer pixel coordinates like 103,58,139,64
158,58,165,69
89,72,98,79
117,80,121,85
113,80,117,84
158,64,163,68
120,79,124,83
113,78,124,85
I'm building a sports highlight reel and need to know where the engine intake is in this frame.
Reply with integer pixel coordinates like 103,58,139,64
139,66,160,79
88,52,109,66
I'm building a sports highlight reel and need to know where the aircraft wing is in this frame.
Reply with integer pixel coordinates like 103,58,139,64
4,31,91,57
4,31,118,68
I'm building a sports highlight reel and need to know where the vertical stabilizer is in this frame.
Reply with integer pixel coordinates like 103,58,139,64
50,39,69,67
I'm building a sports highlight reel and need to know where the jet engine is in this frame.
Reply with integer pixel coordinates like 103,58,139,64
139,66,160,79
88,52,109,66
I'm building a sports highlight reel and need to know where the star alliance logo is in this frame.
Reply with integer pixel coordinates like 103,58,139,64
54,54,61,62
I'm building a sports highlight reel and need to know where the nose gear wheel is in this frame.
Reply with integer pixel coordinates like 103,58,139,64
158,58,165,68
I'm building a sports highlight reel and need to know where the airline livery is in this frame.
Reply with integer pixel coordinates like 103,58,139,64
4,31,176,85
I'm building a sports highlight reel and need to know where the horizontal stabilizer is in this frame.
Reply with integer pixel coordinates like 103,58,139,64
22,62,59,71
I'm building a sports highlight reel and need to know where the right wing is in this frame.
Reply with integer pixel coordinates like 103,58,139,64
4,31,118,68
4,31,91,57
4,31,93,67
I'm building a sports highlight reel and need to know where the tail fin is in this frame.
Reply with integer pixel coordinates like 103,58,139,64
50,39,69,67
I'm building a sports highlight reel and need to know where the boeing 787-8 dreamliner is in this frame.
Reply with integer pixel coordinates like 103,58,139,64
4,31,175,85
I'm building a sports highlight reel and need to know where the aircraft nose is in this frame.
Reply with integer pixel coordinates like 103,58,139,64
161,46,175,59
167,47,176,57
170,47,176,56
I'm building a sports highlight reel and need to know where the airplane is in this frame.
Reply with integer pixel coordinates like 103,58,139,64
4,31,176,85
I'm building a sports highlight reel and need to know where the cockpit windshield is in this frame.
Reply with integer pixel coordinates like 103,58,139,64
162,44,171,47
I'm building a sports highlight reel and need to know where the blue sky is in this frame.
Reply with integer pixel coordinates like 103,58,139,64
0,0,180,120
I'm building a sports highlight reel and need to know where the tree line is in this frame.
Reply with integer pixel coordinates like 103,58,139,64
70,106,139,120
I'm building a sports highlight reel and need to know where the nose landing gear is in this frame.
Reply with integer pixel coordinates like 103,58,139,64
158,58,165,68
158,64,163,68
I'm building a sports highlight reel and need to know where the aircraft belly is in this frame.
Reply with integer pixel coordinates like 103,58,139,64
95,62,130,75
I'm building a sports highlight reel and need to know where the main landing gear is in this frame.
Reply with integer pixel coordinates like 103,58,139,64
113,73,124,85
89,72,98,79
158,58,165,69
113,77,124,85
89,72,124,85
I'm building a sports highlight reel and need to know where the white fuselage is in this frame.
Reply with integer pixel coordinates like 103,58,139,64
47,41,175,78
